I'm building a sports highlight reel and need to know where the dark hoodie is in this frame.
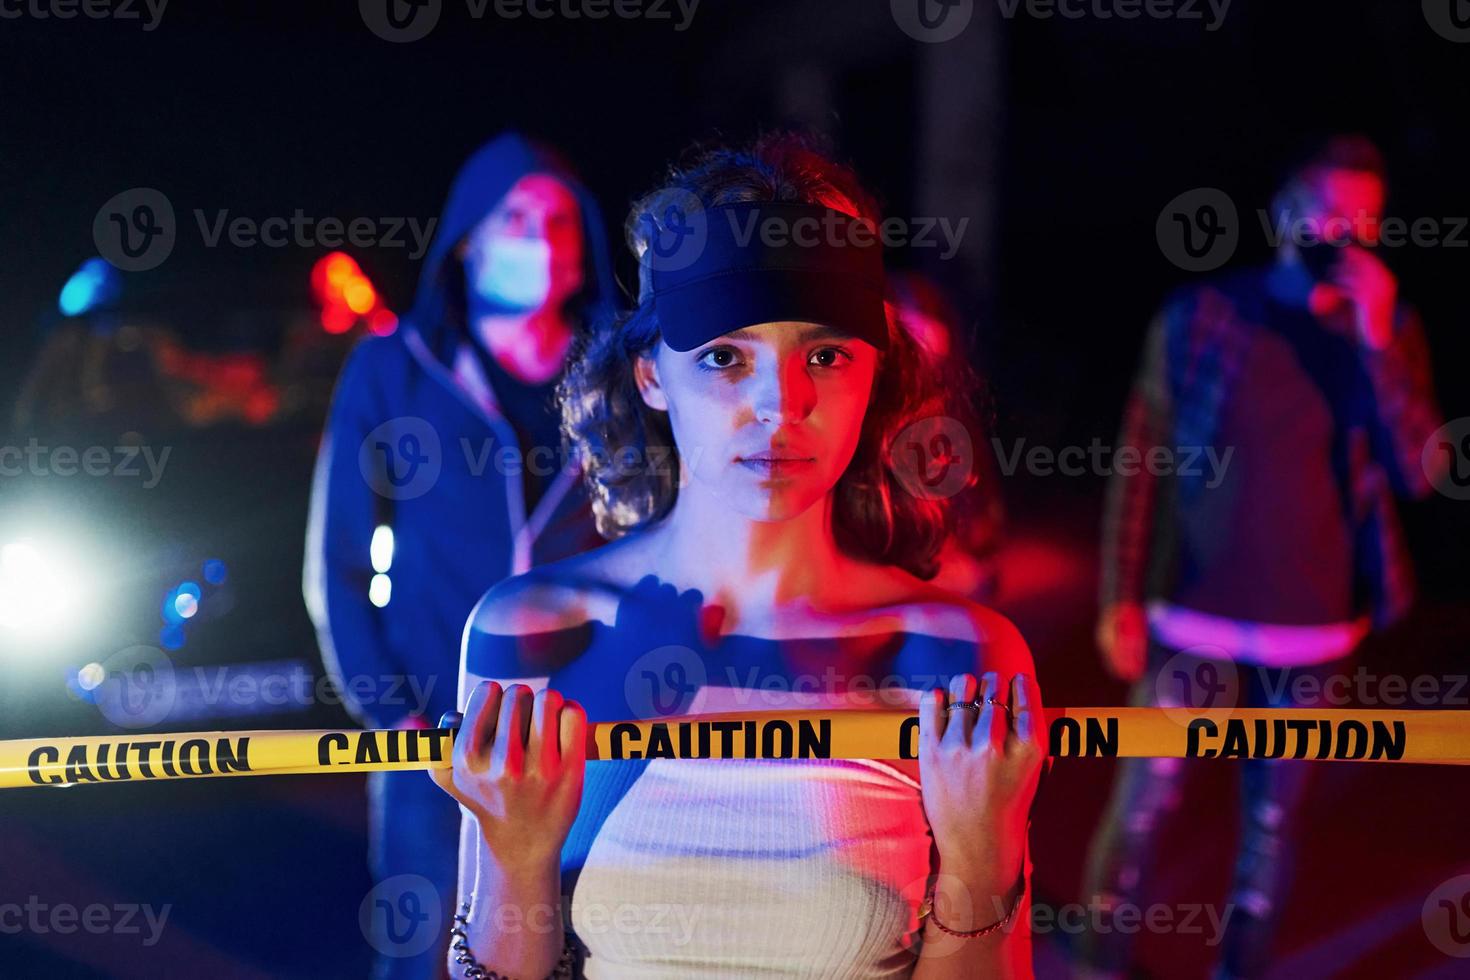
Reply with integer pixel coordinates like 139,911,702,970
303,133,617,729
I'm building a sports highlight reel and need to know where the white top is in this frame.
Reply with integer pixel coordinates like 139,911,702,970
569,755,932,978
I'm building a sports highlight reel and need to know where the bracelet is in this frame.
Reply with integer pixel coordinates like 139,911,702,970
449,898,577,979
918,859,1028,940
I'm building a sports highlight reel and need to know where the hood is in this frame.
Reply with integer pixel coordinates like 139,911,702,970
403,131,619,361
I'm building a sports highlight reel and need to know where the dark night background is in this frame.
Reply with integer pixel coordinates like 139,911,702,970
1,1,1467,977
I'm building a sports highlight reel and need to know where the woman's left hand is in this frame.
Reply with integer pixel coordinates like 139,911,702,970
918,671,1045,899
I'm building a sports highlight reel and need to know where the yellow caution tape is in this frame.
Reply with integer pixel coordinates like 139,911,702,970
4,707,1468,789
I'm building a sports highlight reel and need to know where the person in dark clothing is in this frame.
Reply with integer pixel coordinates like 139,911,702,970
1080,135,1444,979
303,132,616,980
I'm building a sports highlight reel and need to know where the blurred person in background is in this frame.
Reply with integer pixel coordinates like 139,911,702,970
891,270,1004,603
1082,135,1444,979
303,132,617,980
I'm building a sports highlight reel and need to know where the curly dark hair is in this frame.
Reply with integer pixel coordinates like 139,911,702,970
556,132,985,580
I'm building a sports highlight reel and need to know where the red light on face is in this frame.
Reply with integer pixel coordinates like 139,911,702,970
1313,169,1386,246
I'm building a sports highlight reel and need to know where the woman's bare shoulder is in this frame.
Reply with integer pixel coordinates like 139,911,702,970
871,566,1034,676
466,534,656,637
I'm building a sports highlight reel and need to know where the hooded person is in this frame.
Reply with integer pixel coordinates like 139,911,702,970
303,132,617,980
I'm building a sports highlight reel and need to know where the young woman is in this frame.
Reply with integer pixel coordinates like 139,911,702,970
431,134,1046,979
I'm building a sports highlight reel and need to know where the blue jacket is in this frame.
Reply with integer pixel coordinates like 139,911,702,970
303,133,618,729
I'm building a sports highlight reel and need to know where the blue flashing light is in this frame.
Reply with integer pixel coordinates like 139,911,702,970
58,258,120,317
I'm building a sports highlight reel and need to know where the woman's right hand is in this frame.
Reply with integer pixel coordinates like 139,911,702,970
1096,601,1147,683
430,680,588,866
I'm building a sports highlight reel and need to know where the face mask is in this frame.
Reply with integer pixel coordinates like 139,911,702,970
469,235,553,312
